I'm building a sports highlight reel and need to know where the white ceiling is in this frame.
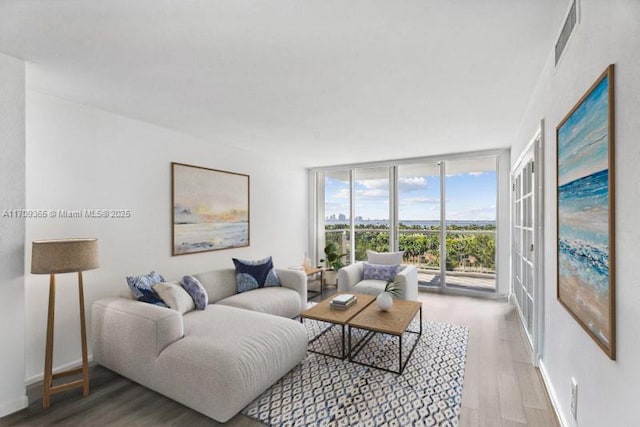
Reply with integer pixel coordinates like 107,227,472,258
0,0,568,167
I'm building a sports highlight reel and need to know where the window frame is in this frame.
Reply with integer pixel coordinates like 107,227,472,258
310,149,505,296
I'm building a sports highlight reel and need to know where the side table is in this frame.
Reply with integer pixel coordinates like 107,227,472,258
303,266,325,299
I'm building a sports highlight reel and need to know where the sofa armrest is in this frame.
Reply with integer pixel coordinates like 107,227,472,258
338,262,364,292
92,297,184,373
275,268,307,312
395,265,418,301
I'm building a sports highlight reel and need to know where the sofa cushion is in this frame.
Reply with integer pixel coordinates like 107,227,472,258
126,271,168,307
363,263,399,282
353,279,388,296
193,269,237,303
153,281,195,314
182,275,208,310
216,287,301,318
366,250,404,265
233,256,281,293
156,305,307,422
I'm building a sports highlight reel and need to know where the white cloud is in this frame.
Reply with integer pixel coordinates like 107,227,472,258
398,176,429,192
400,196,439,206
331,187,390,201
334,188,350,199
446,171,486,177
360,189,388,199
359,179,389,190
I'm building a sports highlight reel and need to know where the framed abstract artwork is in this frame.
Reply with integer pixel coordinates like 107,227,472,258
556,64,616,359
171,162,250,255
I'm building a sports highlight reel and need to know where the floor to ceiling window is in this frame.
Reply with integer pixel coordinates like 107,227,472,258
354,167,390,260
443,158,497,292
397,163,442,287
315,151,501,295
323,170,351,262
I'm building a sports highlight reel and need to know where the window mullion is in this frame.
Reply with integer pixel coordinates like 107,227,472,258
390,166,398,251
349,170,355,265
440,161,446,287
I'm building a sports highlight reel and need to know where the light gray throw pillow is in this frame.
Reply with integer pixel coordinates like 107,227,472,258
153,281,195,314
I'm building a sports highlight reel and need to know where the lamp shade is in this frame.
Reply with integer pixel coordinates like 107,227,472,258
31,238,99,274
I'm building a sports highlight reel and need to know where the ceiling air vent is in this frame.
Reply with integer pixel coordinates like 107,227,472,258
555,0,578,65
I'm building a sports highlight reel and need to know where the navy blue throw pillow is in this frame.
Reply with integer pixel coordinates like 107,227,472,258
233,256,281,293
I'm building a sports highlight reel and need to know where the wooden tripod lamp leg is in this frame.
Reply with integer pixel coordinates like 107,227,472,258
78,271,90,397
43,273,56,409
42,272,91,409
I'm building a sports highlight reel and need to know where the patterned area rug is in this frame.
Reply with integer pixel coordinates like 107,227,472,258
243,319,469,426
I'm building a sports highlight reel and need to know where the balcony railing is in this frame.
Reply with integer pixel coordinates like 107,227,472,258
324,227,496,291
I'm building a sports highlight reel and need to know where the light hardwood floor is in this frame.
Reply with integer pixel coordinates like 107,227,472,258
417,292,560,427
1,290,559,426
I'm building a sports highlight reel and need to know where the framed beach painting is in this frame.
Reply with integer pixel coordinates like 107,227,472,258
172,162,250,255
556,64,615,359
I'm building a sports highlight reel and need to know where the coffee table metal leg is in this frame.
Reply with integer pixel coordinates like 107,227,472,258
399,335,403,373
342,324,346,359
303,319,349,360
346,305,423,374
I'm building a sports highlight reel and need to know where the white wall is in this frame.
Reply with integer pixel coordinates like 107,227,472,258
24,90,308,382
511,1,640,425
0,53,28,416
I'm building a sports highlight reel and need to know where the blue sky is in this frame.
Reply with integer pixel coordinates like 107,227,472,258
325,171,496,221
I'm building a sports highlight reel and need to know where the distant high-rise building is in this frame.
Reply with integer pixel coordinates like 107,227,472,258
338,213,346,221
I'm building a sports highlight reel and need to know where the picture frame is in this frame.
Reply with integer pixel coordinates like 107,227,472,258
556,64,615,359
171,162,250,256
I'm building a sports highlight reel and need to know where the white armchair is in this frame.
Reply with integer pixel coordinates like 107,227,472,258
337,262,419,301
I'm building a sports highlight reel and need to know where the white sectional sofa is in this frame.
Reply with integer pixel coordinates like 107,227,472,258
92,268,308,423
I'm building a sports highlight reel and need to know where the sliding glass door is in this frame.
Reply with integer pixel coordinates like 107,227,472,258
323,171,351,261
354,167,390,260
397,163,442,287
444,158,497,292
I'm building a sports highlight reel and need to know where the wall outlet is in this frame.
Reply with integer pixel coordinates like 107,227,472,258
570,378,578,421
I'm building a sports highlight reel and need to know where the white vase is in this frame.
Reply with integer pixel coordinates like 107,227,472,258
376,292,393,311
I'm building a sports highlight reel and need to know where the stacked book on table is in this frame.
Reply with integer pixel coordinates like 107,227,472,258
330,294,357,310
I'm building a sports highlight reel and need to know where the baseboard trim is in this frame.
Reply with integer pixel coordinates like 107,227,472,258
0,395,28,417
24,356,96,405
24,354,94,387
538,359,569,427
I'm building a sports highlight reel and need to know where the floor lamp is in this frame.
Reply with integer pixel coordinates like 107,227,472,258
31,238,99,409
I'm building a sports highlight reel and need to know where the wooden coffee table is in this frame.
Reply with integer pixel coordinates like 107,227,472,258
348,299,422,374
300,293,375,359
